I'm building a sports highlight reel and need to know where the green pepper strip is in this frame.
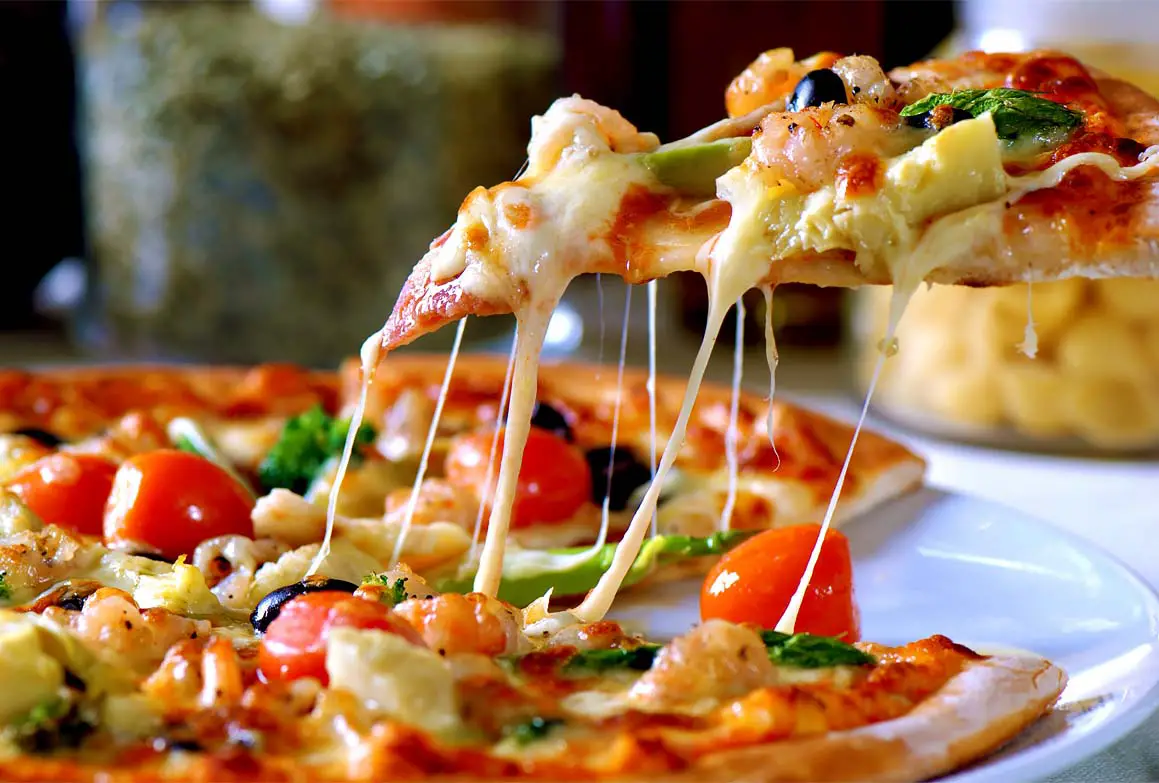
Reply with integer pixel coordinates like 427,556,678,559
639,137,754,197
432,530,758,608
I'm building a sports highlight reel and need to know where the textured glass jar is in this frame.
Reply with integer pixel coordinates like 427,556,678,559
73,1,557,366
850,0,1159,454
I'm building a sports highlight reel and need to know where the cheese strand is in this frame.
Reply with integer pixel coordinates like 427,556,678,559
719,297,745,531
392,317,466,564
468,334,518,563
646,279,659,538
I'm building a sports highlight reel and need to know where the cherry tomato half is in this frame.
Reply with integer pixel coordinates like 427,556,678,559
700,524,860,642
445,427,591,528
258,591,425,684
5,453,118,536
104,449,255,560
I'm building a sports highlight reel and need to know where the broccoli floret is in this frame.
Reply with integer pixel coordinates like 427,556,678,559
258,407,375,494
362,575,410,606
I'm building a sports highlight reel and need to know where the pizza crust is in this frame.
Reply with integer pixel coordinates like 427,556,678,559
663,654,1068,783
0,655,1064,782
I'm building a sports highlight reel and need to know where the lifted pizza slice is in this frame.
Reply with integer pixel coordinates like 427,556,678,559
382,48,1159,352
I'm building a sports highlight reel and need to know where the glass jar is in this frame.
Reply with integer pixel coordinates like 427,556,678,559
851,0,1159,454
72,0,557,366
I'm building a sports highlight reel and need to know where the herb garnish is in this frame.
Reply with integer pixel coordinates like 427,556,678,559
258,406,376,494
362,575,412,606
900,88,1082,144
0,572,11,602
506,716,564,744
559,632,874,674
759,630,876,668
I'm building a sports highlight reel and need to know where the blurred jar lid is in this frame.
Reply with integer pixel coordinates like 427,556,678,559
958,0,1159,49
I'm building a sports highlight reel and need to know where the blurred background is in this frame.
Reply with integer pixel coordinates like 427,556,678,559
2,0,1159,454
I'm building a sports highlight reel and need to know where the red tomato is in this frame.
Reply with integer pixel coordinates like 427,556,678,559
700,524,860,641
104,449,255,560
258,592,425,683
5,453,117,536
445,427,591,528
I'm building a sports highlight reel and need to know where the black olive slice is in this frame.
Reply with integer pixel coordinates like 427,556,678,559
530,401,574,442
584,446,652,512
786,69,848,112
12,427,64,448
249,576,358,634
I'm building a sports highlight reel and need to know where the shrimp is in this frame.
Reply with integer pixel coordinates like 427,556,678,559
830,55,901,109
193,534,288,609
751,103,913,192
44,587,210,672
726,49,843,118
548,620,635,651
383,479,478,531
528,97,660,176
0,525,92,601
251,489,327,547
628,620,774,711
392,593,529,657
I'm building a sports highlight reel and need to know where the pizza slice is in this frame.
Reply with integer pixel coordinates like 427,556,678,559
381,48,1159,353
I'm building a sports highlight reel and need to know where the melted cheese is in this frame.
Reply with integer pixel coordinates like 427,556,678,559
646,279,659,538
719,297,745,531
308,330,382,577
1018,282,1039,359
391,318,467,565
468,336,517,564
760,285,780,463
595,286,634,548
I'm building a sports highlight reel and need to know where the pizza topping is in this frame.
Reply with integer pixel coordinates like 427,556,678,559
786,69,848,112
258,591,424,684
361,565,437,606
258,406,376,495
528,401,574,442
829,55,899,109
391,592,528,657
639,137,753,197
900,87,1083,145
249,575,359,634
11,427,64,449
584,444,652,512
759,629,875,668
167,417,257,500
325,626,461,736
5,453,118,537
750,103,916,193
0,487,44,537
103,450,256,562
43,588,211,673
627,620,775,711
446,428,591,529
903,104,973,131
435,532,756,608
701,524,859,641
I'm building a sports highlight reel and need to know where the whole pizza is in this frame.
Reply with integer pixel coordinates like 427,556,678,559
3,44,1156,781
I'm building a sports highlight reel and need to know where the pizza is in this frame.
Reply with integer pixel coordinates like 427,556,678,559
0,356,1057,781
3,44,1137,782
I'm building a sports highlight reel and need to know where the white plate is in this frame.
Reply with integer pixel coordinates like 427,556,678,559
608,488,1159,783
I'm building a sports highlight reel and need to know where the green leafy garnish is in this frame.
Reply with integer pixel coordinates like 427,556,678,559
0,572,11,602
559,633,872,675
258,406,376,494
900,88,1082,144
505,716,564,744
562,645,662,674
362,574,421,606
760,630,875,668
